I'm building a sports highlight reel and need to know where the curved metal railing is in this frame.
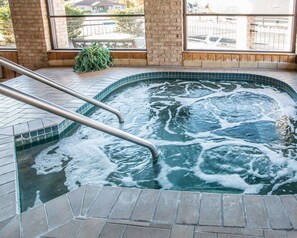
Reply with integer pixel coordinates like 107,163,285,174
0,57,124,123
0,84,159,159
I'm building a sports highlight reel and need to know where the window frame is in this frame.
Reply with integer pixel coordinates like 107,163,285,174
183,0,297,53
46,0,146,51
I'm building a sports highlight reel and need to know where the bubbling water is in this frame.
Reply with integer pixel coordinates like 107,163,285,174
32,79,297,197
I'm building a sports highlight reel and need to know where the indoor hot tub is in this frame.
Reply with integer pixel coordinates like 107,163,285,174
16,72,297,211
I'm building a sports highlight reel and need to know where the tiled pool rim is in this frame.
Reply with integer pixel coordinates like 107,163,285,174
2,68,297,237
14,71,297,150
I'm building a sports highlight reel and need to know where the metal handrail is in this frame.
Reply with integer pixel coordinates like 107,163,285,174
0,84,159,159
0,57,124,123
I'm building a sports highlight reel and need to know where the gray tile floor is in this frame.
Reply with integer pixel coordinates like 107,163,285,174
1,66,297,237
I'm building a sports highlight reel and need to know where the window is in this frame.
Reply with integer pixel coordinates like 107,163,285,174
0,0,15,49
185,0,296,52
47,0,145,50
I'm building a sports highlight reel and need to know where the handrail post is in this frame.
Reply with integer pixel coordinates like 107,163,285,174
0,57,124,123
0,84,159,159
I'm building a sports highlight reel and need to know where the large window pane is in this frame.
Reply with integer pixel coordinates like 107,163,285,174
0,0,15,48
49,0,145,49
187,0,295,15
187,16,293,51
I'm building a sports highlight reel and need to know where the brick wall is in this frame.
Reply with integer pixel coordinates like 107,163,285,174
8,0,50,70
183,52,296,69
145,0,183,66
48,51,147,67
40,0,51,51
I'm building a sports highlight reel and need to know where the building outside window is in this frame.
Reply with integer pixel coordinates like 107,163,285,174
0,0,15,49
48,0,146,50
185,0,296,52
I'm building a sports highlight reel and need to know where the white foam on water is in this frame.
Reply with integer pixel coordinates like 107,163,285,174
274,159,297,180
33,138,118,191
200,139,286,165
194,167,264,194
184,83,190,96
190,132,293,193
247,159,270,179
64,143,117,190
120,174,138,187
150,138,201,147
193,144,268,194
232,86,296,120
270,160,297,194
147,82,171,93
176,85,297,122
137,107,159,138
129,158,150,171
33,191,42,207
26,190,43,211
156,160,174,189
33,148,68,174
164,109,177,135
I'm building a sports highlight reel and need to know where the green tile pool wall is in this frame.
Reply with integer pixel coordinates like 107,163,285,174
94,72,297,101
14,72,297,150
14,125,60,151
14,103,97,151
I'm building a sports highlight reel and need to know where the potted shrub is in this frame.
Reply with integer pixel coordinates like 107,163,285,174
73,43,112,73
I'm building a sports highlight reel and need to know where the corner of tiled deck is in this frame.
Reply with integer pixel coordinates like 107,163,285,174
1,66,297,238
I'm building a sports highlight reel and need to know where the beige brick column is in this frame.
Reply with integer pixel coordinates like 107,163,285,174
8,0,51,69
145,0,183,66
247,17,256,50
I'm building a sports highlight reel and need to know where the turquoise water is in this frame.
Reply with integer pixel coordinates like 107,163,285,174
18,79,297,211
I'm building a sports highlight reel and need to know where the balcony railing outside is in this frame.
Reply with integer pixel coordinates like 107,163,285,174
186,16,293,52
50,16,146,49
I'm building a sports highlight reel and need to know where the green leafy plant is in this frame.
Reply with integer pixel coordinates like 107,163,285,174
73,43,112,73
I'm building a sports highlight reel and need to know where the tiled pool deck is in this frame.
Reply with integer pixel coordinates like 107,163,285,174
1,66,297,237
